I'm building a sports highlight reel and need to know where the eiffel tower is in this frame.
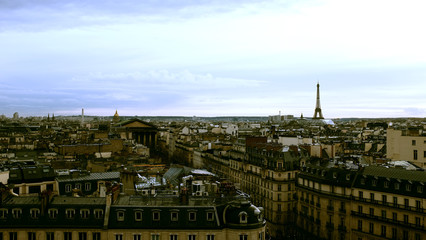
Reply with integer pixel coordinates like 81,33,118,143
313,82,324,119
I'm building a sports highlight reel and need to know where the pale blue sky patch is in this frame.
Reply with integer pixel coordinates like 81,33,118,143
0,0,425,118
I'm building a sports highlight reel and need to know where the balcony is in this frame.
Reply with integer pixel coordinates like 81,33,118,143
351,211,425,231
326,222,334,230
338,208,346,214
327,206,334,212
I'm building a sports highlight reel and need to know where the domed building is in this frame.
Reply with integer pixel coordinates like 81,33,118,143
113,110,120,123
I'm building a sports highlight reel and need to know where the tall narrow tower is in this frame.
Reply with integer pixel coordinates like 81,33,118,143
313,82,324,119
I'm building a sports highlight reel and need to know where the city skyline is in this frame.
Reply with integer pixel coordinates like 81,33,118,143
1,0,426,118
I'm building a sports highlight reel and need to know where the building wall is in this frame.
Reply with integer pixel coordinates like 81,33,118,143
387,128,426,169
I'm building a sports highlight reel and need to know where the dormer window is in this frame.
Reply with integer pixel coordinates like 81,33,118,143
134,210,143,221
85,183,91,191
94,209,104,219
65,209,75,219
417,186,424,193
117,211,125,221
372,180,377,186
189,211,196,221
207,212,214,221
30,208,40,219
239,212,248,224
48,209,58,219
75,183,81,190
346,174,350,181
80,209,90,219
153,211,160,221
12,208,22,219
406,184,412,192
171,211,178,221
333,172,337,179
0,208,7,219
65,184,72,193
360,178,365,185
384,181,389,188
321,170,326,177
395,183,400,190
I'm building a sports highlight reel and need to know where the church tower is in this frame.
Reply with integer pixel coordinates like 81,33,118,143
313,82,324,119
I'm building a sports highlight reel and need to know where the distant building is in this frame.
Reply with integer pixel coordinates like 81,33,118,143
113,110,120,123
387,127,426,169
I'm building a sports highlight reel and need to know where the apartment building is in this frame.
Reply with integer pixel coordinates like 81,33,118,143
387,127,426,169
296,163,425,240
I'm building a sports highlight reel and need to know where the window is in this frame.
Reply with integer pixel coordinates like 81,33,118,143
370,193,375,201
66,209,75,219
84,183,91,191
392,212,397,221
0,232,2,240
117,211,125,221
403,214,408,223
358,205,363,213
403,230,408,240
392,228,397,240
28,232,36,240
359,191,363,199
206,235,215,240
382,195,387,204
406,184,412,192
412,140,416,146
381,210,386,218
171,212,178,221
64,232,72,240
416,200,421,209
0,208,7,219
404,198,409,208
415,217,420,226
9,232,17,240
372,180,377,186
381,226,386,237
384,181,389,188
75,183,81,190
48,209,58,219
414,150,418,160
47,232,55,240
170,235,178,240
395,183,400,190
12,208,22,219
357,220,362,230
239,212,248,223
151,234,160,240
92,233,101,240
417,186,424,193
188,234,196,240
30,208,40,219
135,211,143,221
277,194,281,201
65,184,72,192
239,234,248,240
207,212,214,221
369,208,374,216
360,178,365,185
369,223,374,233
393,197,398,206
133,235,141,240
189,212,196,221
259,232,264,240
78,232,87,240
424,151,426,158
153,211,160,221
80,209,89,219
277,184,281,191
94,209,103,219
115,234,123,240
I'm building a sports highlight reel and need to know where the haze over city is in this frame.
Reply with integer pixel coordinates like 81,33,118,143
1,0,425,118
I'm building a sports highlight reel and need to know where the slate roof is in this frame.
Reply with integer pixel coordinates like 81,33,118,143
362,166,426,183
56,172,120,183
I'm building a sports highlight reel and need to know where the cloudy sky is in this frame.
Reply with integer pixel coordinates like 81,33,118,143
1,0,425,118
